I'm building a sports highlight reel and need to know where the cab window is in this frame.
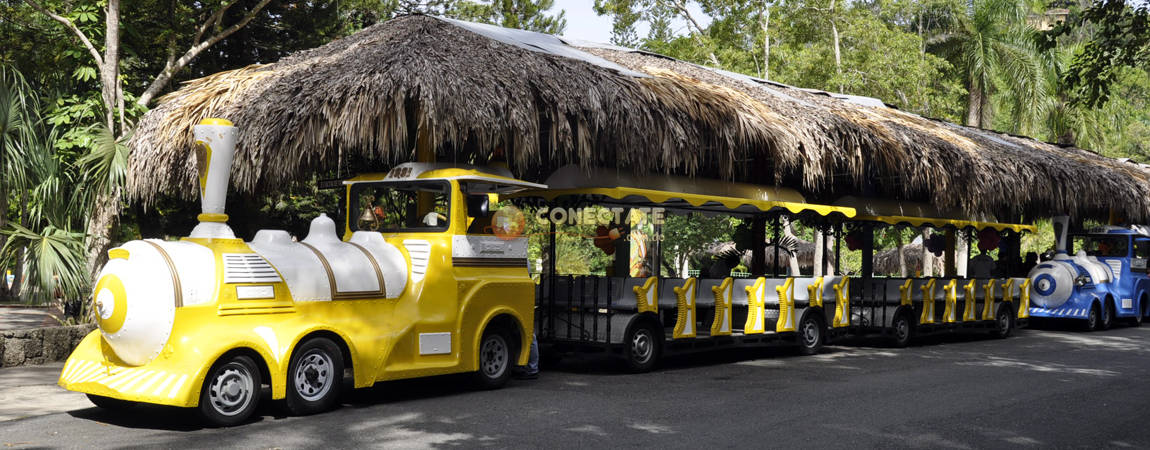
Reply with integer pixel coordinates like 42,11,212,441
1136,240,1150,259
350,181,450,232
1082,236,1129,258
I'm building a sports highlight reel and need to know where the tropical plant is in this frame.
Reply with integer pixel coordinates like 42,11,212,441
928,0,1045,129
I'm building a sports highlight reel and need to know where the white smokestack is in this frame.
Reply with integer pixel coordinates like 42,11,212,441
189,118,237,239
1052,215,1070,256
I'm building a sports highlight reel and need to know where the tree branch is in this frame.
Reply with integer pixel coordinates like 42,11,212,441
667,0,719,67
137,0,272,106
23,0,104,71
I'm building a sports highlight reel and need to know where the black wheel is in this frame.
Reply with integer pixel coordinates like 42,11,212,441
1100,300,1114,331
796,313,825,356
623,320,661,373
1086,303,1101,331
285,338,344,416
890,313,913,348
1135,299,1147,327
473,326,515,389
199,354,262,427
993,305,1014,338
87,394,134,410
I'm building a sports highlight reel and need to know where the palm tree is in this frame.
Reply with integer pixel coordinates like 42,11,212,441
930,0,1046,129
0,65,94,306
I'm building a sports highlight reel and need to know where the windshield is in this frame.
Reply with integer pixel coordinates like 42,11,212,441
1077,235,1129,258
349,181,451,232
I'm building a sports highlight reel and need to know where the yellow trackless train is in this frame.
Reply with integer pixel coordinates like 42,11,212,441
58,119,541,426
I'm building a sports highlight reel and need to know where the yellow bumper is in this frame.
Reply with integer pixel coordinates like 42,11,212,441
58,331,205,408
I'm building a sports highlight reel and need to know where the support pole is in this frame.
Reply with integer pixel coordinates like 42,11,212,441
861,224,874,279
772,216,782,277
751,215,766,276
945,229,957,277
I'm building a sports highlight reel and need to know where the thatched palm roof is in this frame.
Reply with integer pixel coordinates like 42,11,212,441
129,14,1150,222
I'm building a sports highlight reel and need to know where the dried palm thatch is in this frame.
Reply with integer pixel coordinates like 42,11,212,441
129,14,1150,222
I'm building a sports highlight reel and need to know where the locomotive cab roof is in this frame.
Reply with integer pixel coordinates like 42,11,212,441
344,162,547,194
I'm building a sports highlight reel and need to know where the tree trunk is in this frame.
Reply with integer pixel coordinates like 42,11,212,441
966,78,982,128
99,0,121,134
85,189,121,283
921,229,933,277
956,232,968,277
761,0,770,79
813,229,824,277
830,0,843,93
0,186,8,300
896,231,908,277
10,192,28,299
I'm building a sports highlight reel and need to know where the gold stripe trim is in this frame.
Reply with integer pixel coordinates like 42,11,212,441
452,257,528,268
299,242,387,300
143,241,184,308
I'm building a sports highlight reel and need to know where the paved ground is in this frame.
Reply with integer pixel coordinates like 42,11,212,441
3,325,1150,448
0,306,63,331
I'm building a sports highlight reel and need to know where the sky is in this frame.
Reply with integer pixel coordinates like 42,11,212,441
551,0,712,45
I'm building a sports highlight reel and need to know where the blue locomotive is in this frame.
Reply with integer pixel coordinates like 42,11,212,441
1027,216,1150,330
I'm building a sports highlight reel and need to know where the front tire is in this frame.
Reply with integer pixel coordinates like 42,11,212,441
1087,303,1101,331
472,327,514,389
796,313,825,356
285,338,344,416
199,354,262,427
623,320,661,373
87,394,134,410
1100,301,1114,331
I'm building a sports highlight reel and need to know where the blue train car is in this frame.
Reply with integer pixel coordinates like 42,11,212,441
1027,217,1150,330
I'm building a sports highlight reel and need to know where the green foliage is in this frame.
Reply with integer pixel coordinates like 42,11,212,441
1041,0,1150,108
0,223,88,304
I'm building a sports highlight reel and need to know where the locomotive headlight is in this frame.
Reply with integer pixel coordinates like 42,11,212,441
1075,275,1090,286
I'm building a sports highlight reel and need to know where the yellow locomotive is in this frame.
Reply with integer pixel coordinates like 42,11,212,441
59,119,540,426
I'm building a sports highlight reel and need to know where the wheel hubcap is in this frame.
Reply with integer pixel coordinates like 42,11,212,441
999,313,1009,331
896,319,908,340
802,320,819,347
208,363,253,416
294,350,333,402
631,329,653,364
481,335,508,378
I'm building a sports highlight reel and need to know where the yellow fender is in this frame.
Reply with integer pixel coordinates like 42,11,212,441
1017,278,1031,319
832,277,850,328
963,280,978,322
920,279,937,324
634,276,658,314
775,277,796,333
710,277,734,336
808,277,824,308
982,280,997,320
899,279,913,306
673,278,698,339
744,277,767,334
1001,278,1016,303
941,279,959,323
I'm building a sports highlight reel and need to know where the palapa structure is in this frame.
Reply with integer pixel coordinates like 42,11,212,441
129,14,1150,222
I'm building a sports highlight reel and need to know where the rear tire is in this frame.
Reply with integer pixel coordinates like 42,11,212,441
87,394,134,410
796,313,825,356
993,305,1014,338
623,320,661,373
1135,300,1147,327
285,338,344,416
890,313,913,348
472,326,515,389
199,354,262,427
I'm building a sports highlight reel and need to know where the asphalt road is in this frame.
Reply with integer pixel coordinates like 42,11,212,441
3,324,1150,449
